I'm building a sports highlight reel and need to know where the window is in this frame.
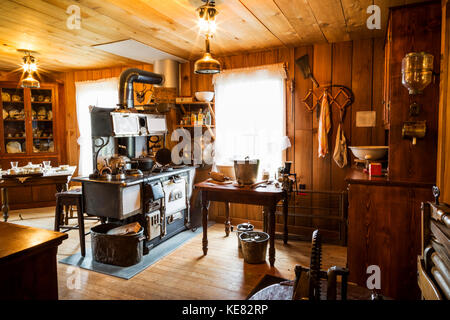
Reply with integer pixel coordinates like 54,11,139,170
75,78,118,176
212,63,288,176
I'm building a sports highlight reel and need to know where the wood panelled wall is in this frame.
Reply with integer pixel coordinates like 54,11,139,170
56,64,153,173
181,39,385,236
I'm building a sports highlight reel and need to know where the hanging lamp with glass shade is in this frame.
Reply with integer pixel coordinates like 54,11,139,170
194,35,221,74
18,50,40,88
21,71,40,88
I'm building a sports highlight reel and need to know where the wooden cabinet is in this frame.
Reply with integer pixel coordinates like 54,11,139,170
384,2,441,183
346,173,433,299
0,81,66,209
347,2,442,300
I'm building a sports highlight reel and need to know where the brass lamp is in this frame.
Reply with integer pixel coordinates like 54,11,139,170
19,50,40,88
401,52,434,95
194,35,221,74
21,71,40,88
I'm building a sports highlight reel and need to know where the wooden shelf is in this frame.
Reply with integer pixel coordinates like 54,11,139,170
31,101,52,104
5,137,25,140
3,119,25,122
176,101,214,105
175,124,215,128
32,119,53,122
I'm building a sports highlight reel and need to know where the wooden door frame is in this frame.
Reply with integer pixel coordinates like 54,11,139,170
437,0,450,202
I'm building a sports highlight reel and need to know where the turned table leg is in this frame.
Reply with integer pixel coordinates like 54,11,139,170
224,202,231,236
262,206,269,233
283,194,289,244
1,188,9,222
269,203,276,267
202,191,209,255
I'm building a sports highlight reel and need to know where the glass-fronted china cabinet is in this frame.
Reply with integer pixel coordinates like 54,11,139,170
0,82,59,158
0,81,64,209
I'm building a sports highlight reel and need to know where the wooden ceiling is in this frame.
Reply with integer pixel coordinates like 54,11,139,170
0,0,431,73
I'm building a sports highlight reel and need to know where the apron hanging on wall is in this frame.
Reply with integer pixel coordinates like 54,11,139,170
333,123,348,168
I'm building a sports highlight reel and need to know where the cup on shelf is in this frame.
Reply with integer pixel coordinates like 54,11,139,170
10,161,18,169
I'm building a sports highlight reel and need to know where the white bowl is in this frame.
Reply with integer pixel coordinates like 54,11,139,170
195,91,214,102
349,146,389,160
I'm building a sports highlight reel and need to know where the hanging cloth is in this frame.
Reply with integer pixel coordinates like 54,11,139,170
318,91,331,158
333,123,348,168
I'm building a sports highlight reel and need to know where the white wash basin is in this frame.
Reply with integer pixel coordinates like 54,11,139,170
349,146,389,160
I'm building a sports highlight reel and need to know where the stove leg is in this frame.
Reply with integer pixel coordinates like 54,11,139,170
224,202,231,236
1,188,9,223
202,191,209,255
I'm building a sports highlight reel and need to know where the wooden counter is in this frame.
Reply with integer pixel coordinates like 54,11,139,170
345,168,434,188
346,169,433,299
0,222,68,300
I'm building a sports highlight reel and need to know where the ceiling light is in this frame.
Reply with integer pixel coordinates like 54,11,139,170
18,50,40,88
194,35,221,74
21,72,40,88
197,0,218,36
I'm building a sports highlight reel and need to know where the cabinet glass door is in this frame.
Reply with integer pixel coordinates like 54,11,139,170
1,87,27,154
31,88,54,153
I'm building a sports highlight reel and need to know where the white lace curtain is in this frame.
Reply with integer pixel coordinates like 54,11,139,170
75,78,118,176
212,63,288,176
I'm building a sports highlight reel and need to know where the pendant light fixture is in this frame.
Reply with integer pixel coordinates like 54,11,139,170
194,0,221,74
195,34,221,74
18,50,40,88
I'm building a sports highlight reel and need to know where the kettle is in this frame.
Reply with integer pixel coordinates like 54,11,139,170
107,155,130,174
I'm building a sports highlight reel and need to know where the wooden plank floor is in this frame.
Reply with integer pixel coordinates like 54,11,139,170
7,207,347,300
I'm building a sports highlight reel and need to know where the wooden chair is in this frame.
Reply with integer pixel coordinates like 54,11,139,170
249,230,377,300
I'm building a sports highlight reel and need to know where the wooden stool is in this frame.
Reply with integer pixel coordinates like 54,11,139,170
54,189,87,257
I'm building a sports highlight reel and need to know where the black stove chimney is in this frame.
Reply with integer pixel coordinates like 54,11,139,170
118,68,164,109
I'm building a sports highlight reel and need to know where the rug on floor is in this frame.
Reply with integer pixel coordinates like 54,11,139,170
59,222,214,280
246,274,288,299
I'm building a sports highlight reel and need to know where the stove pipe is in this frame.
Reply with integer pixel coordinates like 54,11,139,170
153,59,179,95
118,68,164,109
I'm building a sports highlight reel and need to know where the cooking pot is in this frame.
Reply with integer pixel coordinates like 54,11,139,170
234,157,260,185
130,157,154,171
155,147,172,166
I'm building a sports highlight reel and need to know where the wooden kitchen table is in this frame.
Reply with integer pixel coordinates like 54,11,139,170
195,181,288,267
0,167,76,222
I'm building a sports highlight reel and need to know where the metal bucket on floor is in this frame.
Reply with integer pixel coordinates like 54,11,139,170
236,222,254,248
239,231,270,264
91,223,146,267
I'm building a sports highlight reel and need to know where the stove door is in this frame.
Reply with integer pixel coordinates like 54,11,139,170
163,178,187,215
